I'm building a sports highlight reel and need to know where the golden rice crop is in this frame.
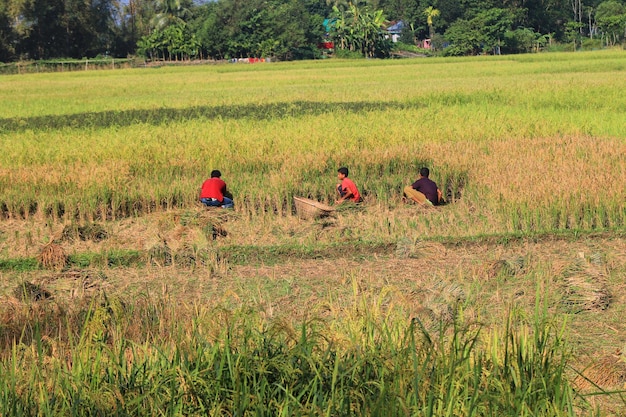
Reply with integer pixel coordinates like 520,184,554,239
0,51,624,239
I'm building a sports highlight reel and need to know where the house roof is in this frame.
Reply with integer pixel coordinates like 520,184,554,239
386,20,405,34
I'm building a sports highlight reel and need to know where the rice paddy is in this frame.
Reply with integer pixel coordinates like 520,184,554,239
1,50,626,415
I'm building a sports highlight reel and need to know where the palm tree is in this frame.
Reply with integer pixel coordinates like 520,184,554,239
326,0,370,12
152,0,191,30
423,6,440,40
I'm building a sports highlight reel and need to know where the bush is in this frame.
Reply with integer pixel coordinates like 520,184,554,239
581,38,604,50
333,48,366,59
392,41,431,56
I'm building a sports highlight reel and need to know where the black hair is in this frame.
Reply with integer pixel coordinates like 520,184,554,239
210,170,222,178
420,167,430,177
338,167,349,176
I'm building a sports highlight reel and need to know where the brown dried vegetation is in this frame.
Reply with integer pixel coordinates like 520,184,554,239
573,349,626,391
38,242,67,271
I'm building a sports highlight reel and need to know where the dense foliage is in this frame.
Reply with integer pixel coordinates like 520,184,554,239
0,0,624,61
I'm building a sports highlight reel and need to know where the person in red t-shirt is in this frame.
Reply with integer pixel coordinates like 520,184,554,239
335,167,362,204
199,170,234,208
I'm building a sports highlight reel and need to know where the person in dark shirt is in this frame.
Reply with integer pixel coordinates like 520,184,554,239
199,170,234,208
403,167,442,206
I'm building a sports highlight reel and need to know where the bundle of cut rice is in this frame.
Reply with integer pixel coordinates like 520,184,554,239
13,281,52,302
560,255,611,313
416,281,467,331
147,242,172,267
395,237,446,259
38,243,67,270
561,273,611,313
488,255,526,278
573,350,626,391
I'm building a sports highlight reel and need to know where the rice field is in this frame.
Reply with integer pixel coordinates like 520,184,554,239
1,50,626,415
1,51,625,236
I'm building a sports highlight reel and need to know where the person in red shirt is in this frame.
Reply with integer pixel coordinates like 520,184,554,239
335,167,362,204
199,170,234,208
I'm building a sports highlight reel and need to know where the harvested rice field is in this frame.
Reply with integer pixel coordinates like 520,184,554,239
1,50,626,416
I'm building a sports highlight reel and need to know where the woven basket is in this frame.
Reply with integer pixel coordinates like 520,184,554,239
293,196,335,219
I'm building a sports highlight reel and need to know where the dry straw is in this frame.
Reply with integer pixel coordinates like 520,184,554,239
573,349,626,391
148,242,172,267
179,207,229,240
488,256,526,278
13,281,52,302
395,237,446,259
173,242,214,268
38,242,67,270
48,270,109,298
408,279,467,332
559,255,611,313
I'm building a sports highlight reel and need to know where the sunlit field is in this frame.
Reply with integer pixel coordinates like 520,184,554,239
1,51,625,233
1,50,626,415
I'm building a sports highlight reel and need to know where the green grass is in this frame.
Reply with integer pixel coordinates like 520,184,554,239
0,292,582,416
0,257,39,271
2,228,625,272
68,249,143,268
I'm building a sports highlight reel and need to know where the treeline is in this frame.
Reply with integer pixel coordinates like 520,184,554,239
0,0,625,62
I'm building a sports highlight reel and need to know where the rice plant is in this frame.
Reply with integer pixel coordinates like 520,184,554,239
0,51,624,237
0,291,581,416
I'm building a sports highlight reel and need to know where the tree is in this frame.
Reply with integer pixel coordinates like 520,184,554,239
62,0,117,57
195,0,323,60
423,5,439,39
15,0,66,59
378,0,419,23
264,0,324,60
137,21,199,60
443,18,480,54
120,0,156,52
152,0,193,30
326,0,371,12
595,0,626,45
8,0,120,59
444,7,514,55
521,0,569,40
0,0,16,61
302,0,333,17
502,27,547,53
196,4,228,59
564,20,584,47
330,3,391,57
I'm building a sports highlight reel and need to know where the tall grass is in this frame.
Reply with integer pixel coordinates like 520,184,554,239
0,51,625,237
0,291,577,416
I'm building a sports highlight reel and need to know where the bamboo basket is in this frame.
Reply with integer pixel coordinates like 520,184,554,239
293,197,335,219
